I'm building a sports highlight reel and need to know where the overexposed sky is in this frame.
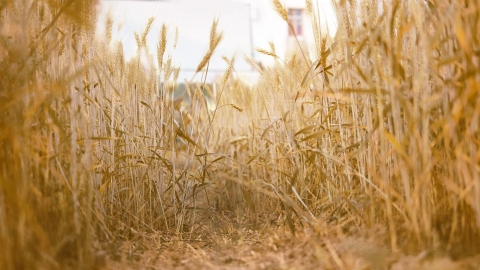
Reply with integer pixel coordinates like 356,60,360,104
97,0,253,81
96,0,338,82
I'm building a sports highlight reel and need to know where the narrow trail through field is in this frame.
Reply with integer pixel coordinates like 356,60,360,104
103,211,480,270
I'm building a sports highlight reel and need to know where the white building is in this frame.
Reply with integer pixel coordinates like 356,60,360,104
96,0,337,83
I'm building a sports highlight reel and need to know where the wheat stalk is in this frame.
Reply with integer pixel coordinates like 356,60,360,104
196,18,224,73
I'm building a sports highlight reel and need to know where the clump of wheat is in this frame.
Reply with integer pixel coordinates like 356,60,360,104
2,0,480,269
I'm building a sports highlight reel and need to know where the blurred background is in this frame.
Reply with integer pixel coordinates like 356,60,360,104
96,0,338,83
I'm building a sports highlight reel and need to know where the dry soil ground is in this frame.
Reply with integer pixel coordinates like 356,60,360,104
99,210,480,270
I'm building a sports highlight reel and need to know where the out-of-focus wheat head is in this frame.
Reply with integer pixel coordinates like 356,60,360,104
0,1,102,269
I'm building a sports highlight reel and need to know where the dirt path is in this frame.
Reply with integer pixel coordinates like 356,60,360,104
100,212,480,270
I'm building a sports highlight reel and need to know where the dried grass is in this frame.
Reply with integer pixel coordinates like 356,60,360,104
1,0,480,269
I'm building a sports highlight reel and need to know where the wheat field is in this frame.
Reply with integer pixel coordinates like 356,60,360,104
1,0,480,269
